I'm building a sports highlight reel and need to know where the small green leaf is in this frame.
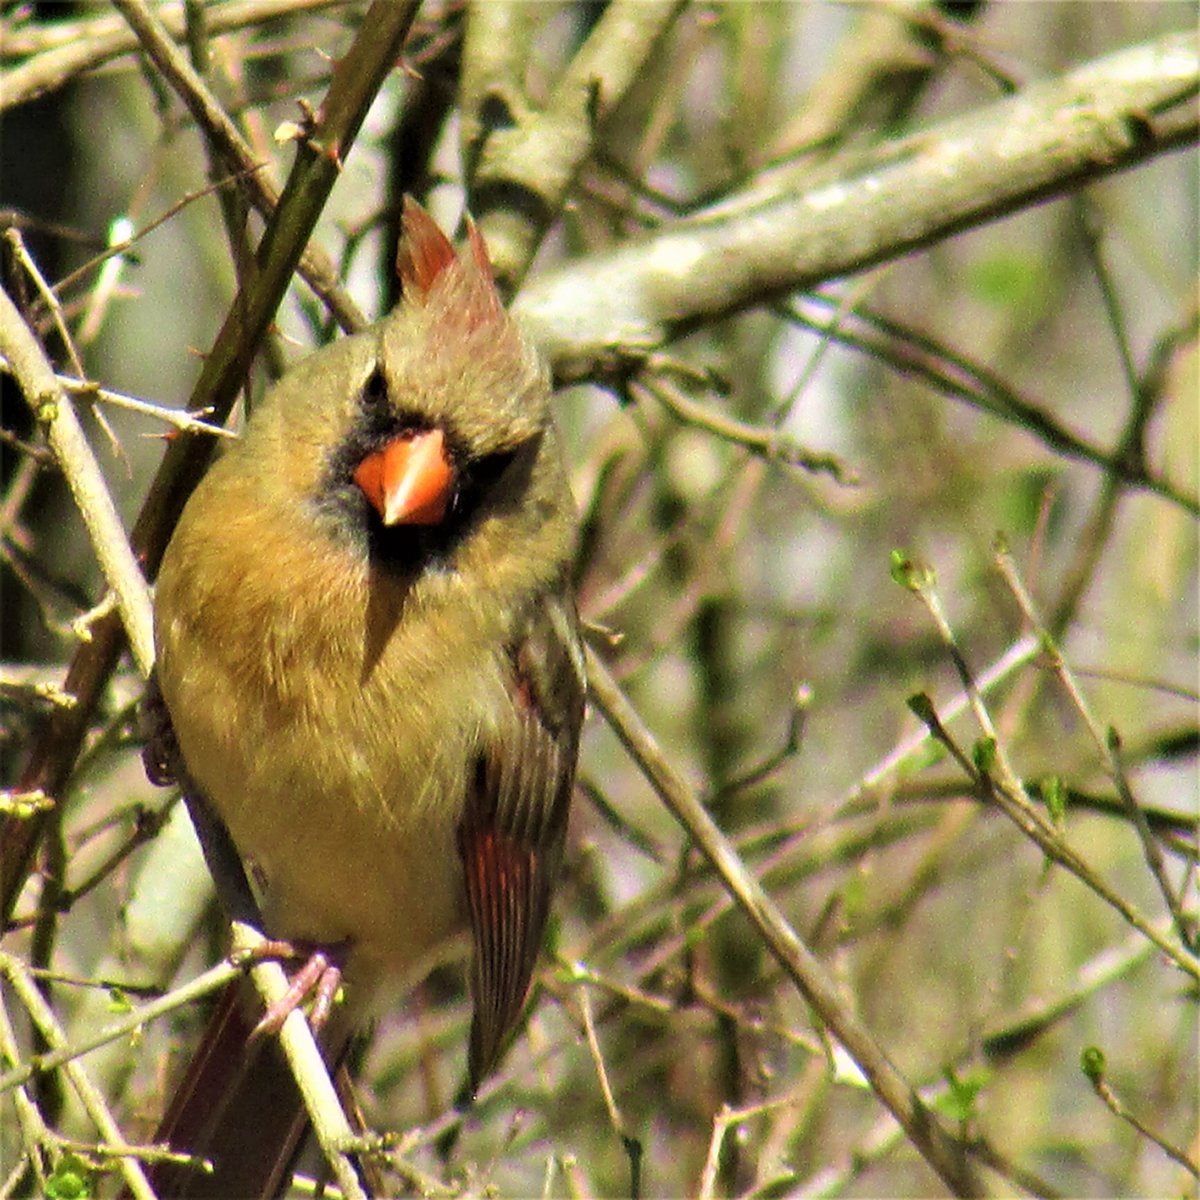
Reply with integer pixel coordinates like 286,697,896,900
106,987,134,1016
937,1065,991,1123
34,391,60,423
972,737,997,774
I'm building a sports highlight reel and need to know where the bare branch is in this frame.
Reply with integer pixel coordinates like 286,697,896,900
0,0,353,110
467,0,687,292
111,0,368,333
586,647,985,1198
0,285,154,678
517,32,1199,378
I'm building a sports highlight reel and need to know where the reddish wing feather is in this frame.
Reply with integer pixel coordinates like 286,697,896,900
457,594,584,1091
459,816,546,1088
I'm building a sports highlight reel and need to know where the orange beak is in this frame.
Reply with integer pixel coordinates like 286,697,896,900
353,428,454,526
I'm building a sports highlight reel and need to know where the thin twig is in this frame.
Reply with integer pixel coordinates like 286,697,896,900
892,556,1200,981
112,0,368,333
2,0,351,109
0,358,234,438
516,31,1200,380
0,955,240,1097
586,647,985,1198
699,1090,807,1200
1082,1048,1199,1179
0,285,154,677
229,923,368,1200
632,371,859,484
982,926,1160,1061
782,292,1196,515
0,0,419,928
577,984,642,1198
993,539,1195,949
0,953,156,1200
0,984,49,1196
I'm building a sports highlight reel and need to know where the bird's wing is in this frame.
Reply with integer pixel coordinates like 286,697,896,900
457,585,585,1089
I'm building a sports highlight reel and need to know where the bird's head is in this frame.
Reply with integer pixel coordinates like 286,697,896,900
249,199,565,574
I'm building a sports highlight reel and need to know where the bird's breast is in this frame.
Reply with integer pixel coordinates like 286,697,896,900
155,514,507,994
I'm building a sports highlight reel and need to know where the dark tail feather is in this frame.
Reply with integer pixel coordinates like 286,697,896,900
146,979,349,1199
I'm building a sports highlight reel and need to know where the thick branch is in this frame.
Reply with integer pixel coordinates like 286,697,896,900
516,31,1199,378
1,0,419,924
466,0,686,292
0,286,154,677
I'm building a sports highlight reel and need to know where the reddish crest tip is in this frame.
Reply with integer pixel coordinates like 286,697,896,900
397,198,458,298
396,197,503,328
465,216,497,288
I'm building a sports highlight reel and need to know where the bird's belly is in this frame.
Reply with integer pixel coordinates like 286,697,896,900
240,776,467,999
166,662,482,1002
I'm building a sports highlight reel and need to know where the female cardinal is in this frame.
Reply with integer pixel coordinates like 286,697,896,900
146,199,584,1195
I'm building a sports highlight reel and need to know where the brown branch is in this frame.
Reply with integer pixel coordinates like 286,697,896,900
1,0,419,930
0,952,157,1199
465,0,687,293
111,0,368,334
895,560,1200,981
0,285,154,677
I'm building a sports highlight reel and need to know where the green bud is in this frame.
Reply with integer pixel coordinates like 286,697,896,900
972,737,997,774
1080,1045,1106,1083
46,1155,92,1200
889,549,935,592
906,692,938,726
1043,776,1067,824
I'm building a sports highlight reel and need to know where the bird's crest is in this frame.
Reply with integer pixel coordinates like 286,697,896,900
397,198,503,332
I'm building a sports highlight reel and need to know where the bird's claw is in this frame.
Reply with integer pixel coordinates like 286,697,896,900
245,940,349,1038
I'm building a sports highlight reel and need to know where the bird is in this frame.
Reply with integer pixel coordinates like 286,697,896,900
143,197,585,1197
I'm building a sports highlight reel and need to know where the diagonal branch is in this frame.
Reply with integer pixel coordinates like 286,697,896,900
465,0,687,293
0,0,349,111
112,0,368,333
1,0,418,929
515,31,1199,379
586,647,986,1198
0,286,154,676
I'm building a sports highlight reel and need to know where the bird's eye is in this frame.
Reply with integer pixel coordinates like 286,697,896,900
468,448,518,492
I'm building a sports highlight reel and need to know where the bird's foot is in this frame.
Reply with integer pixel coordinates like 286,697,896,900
245,939,350,1038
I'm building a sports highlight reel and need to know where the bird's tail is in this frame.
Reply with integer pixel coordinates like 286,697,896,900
145,979,350,1199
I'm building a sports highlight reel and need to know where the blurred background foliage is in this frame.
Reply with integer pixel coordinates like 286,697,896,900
1,2,1197,1197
